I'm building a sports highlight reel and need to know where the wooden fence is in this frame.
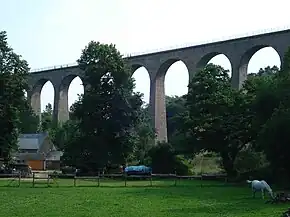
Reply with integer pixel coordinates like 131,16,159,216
0,172,227,188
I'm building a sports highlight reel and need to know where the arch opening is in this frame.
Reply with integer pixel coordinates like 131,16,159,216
40,80,55,113
68,76,84,111
131,66,150,105
246,46,281,75
197,53,232,78
164,60,189,97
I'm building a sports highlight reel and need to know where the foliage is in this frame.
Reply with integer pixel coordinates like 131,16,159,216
145,141,191,175
39,103,53,132
0,31,29,161
18,96,39,134
130,105,155,164
257,103,290,180
165,95,191,154
63,41,143,171
186,64,254,176
233,146,269,174
191,151,224,175
166,95,187,139
53,119,80,151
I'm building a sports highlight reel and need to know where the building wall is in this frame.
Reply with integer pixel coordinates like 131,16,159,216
28,160,44,170
46,161,61,170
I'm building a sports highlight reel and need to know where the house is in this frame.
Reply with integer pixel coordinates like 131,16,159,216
45,150,63,170
13,133,62,170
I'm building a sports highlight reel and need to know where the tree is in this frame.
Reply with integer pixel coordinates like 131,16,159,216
63,41,143,171
257,103,290,180
131,105,155,164
248,65,279,78
54,119,80,151
40,103,53,132
254,60,290,181
165,95,190,154
0,31,29,161
186,64,253,176
166,95,187,139
18,99,39,134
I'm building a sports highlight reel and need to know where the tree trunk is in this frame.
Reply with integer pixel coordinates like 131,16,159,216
221,152,237,177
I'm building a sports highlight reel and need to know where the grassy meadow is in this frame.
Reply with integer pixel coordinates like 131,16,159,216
0,178,288,217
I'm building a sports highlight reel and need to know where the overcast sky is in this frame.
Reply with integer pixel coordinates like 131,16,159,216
1,0,288,111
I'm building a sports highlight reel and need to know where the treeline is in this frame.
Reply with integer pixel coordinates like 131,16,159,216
2,30,290,184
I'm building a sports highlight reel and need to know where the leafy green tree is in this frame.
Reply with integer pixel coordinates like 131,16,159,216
40,103,53,132
131,105,155,164
186,64,253,176
18,99,39,134
257,103,290,180
54,119,80,151
165,95,191,154
63,41,143,171
254,61,290,181
248,65,279,78
0,31,29,161
166,95,186,139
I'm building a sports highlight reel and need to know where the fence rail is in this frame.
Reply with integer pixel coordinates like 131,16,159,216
0,172,227,188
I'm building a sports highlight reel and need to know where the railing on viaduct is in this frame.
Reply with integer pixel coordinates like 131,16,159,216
29,25,290,73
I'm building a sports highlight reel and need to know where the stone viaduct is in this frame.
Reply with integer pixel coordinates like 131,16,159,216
27,29,290,143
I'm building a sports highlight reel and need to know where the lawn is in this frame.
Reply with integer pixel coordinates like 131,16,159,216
0,178,288,217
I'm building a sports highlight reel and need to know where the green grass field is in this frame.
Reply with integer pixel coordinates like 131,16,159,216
0,178,288,217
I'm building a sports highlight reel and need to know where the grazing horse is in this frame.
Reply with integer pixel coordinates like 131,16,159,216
247,180,274,199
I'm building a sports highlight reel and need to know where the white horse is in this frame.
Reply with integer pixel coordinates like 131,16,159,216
247,180,274,199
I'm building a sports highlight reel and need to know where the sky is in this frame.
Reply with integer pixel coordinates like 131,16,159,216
1,0,289,111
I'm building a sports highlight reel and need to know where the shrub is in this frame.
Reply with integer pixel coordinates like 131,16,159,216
234,148,269,174
145,141,191,175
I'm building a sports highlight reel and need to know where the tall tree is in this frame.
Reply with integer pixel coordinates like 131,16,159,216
165,95,190,153
186,64,253,176
131,105,155,163
0,31,29,161
63,41,143,171
18,99,39,134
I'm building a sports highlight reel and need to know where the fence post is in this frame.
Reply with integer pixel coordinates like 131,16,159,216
174,171,177,187
150,174,152,187
97,172,100,187
74,175,76,187
32,172,35,187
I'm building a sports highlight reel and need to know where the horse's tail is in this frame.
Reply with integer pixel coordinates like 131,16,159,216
246,180,252,184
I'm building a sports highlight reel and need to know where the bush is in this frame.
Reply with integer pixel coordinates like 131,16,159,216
61,166,76,174
234,148,269,174
174,155,192,175
145,142,191,175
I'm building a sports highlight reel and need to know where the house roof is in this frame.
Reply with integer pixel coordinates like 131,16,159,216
18,133,48,150
15,153,45,161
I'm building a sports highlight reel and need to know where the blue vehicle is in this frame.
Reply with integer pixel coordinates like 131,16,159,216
124,165,152,176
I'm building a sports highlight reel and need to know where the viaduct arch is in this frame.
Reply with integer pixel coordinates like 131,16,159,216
27,29,290,143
